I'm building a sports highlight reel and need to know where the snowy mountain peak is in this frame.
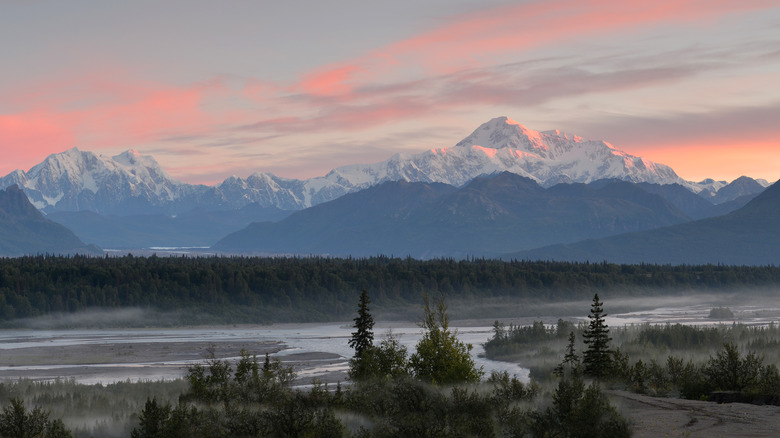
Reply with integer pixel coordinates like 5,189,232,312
0,116,753,215
113,149,141,164
112,149,163,171
0,148,189,214
456,116,548,153
541,129,583,143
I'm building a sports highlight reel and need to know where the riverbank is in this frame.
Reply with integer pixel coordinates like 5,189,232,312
610,389,780,437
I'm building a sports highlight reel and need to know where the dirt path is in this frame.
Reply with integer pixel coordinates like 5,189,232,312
609,390,780,437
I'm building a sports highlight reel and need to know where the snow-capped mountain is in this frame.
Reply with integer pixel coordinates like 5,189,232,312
323,117,685,189
0,148,202,215
0,117,767,215
214,117,697,210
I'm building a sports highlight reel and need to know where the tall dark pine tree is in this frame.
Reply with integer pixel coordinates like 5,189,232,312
582,293,612,379
348,288,375,357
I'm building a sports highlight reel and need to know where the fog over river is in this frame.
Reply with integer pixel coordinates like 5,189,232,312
1,298,778,385
0,323,525,385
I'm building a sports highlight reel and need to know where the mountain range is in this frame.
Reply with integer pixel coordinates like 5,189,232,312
0,116,773,259
0,117,760,217
212,172,758,259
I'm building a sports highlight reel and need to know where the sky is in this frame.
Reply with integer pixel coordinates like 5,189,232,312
2,0,779,185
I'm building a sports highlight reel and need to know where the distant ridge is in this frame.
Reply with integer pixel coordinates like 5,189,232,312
507,179,780,265
213,172,698,258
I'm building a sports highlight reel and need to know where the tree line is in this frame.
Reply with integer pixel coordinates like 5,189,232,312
2,254,780,323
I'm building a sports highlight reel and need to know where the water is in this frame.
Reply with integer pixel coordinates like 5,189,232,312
3,300,776,385
0,323,527,385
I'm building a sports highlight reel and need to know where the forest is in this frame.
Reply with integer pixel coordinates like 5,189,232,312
1,254,779,324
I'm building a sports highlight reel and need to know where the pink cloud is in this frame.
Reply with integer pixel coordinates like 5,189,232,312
288,0,776,102
0,73,233,177
297,65,362,97
3,0,777,184
0,112,76,168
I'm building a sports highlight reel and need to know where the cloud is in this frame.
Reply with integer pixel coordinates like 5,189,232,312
562,102,780,181
287,0,777,97
571,102,780,147
233,48,718,137
0,72,230,158
0,111,77,170
2,0,778,184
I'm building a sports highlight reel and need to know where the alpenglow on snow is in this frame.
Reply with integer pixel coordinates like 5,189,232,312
0,117,740,215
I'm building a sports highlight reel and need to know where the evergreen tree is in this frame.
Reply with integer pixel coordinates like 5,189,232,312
131,398,171,438
582,293,612,379
348,289,375,357
554,331,581,378
349,332,410,380
0,398,60,438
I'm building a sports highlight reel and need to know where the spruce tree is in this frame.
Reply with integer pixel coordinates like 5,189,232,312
348,288,375,357
554,331,581,378
582,293,612,379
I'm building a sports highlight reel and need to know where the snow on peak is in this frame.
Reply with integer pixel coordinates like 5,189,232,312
0,116,723,214
113,149,154,166
456,116,548,153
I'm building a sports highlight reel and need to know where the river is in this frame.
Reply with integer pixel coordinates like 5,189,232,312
1,297,776,385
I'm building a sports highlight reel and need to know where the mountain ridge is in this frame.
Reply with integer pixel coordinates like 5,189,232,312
212,172,699,258
506,179,780,265
1,117,766,216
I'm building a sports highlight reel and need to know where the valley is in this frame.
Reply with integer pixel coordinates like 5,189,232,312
0,117,772,263
2,294,779,437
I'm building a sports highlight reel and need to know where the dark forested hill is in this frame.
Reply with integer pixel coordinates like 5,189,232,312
214,173,698,258
509,179,780,265
0,185,102,257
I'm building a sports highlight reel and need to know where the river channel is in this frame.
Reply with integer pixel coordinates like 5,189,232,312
1,298,777,386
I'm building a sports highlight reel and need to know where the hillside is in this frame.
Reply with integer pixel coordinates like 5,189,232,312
508,180,780,265
213,172,695,258
0,185,102,256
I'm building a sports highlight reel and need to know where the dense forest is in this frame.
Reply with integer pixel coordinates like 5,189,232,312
1,255,780,324
0,255,780,322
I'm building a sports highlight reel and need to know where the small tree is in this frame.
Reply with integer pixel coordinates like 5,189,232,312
409,294,483,384
349,289,375,357
554,331,581,378
131,398,171,438
0,398,73,438
582,293,612,379
348,289,376,380
349,331,410,380
704,342,762,392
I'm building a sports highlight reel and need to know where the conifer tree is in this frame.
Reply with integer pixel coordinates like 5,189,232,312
349,288,375,357
582,293,612,379
554,331,581,378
